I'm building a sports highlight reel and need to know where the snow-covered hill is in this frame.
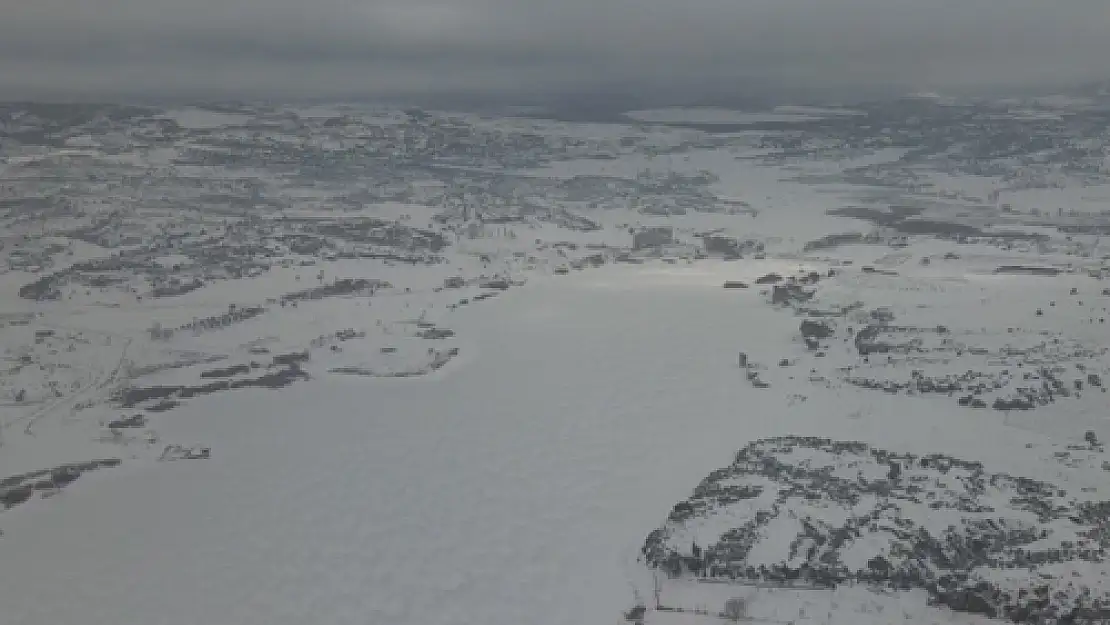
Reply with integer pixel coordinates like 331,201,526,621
645,436,1110,622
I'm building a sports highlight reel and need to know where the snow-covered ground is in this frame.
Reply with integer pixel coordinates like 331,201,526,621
3,97,1110,624
0,263,789,625
1,260,1102,625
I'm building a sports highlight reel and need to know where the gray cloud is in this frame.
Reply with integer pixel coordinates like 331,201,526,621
1,0,1108,104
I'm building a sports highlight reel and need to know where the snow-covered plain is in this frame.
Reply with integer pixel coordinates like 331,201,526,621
2,260,1102,625
2,96,1110,624
0,262,1014,625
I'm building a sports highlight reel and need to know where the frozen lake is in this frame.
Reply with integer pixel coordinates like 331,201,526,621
0,262,920,625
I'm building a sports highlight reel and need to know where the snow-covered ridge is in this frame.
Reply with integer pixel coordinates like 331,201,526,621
645,435,1110,622
625,106,865,126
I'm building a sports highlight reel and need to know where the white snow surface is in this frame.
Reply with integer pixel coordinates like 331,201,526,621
3,96,1110,624
3,260,1099,625
0,263,807,625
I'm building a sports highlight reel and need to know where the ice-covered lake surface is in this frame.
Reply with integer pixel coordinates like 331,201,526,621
0,263,796,625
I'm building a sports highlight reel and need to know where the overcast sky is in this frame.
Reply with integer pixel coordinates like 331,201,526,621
2,0,1108,104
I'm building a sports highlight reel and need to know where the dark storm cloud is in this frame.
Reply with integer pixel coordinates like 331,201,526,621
1,0,1108,103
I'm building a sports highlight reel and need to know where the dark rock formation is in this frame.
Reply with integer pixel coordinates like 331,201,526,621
800,320,834,340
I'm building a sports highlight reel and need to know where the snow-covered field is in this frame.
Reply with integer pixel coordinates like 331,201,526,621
2,96,1110,624
0,262,1024,625
2,259,1106,625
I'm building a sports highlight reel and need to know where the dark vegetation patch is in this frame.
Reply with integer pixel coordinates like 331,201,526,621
645,436,1110,623
115,364,309,408
2,459,122,511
